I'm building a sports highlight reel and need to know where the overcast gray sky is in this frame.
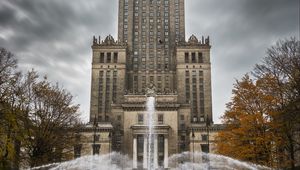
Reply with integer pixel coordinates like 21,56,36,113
0,0,299,123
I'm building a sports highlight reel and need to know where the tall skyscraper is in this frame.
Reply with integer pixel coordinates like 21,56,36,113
90,0,212,125
79,0,222,169
118,0,185,91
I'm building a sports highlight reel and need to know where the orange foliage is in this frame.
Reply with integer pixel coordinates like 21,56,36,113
216,75,285,167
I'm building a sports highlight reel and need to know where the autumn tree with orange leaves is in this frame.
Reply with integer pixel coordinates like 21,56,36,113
216,38,300,169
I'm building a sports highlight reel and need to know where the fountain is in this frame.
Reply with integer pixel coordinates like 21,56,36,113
146,83,156,170
31,152,270,170
30,85,270,170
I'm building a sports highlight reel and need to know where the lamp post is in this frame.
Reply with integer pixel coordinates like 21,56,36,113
108,132,111,162
206,117,210,170
192,115,197,170
93,116,98,155
192,128,195,170
206,117,210,152
108,132,111,153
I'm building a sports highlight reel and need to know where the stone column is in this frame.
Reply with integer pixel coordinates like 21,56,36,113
143,135,148,169
154,135,158,168
133,136,137,169
164,136,168,168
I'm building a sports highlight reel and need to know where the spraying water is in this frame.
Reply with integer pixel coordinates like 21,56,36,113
169,152,270,170
146,96,155,169
30,152,270,170
30,89,270,170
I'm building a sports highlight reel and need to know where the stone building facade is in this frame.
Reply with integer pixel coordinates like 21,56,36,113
75,0,223,169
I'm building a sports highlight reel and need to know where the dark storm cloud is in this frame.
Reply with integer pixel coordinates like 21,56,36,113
0,0,118,121
0,0,298,123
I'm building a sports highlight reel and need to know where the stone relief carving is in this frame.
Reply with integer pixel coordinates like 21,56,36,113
146,83,156,97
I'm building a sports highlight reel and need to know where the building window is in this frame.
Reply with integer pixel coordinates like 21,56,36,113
113,71,117,102
74,144,82,158
191,52,196,63
98,71,104,113
113,70,117,77
200,100,205,114
92,144,101,155
164,64,168,69
184,53,189,63
185,77,190,103
150,76,154,83
158,135,164,153
199,78,204,84
113,52,118,63
157,76,162,81
100,53,104,63
94,134,100,142
133,75,138,89
200,92,204,99
201,134,208,141
142,76,146,88
180,123,185,130
185,71,189,77
138,114,144,124
199,71,203,77
107,53,111,63
201,144,209,153
137,135,144,153
181,135,185,141
158,114,163,124
198,52,203,63
75,133,81,141
180,114,184,121
192,78,196,84
105,115,109,121
105,71,111,114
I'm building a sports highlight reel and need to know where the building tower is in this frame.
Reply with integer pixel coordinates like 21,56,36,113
118,0,185,94
81,0,222,169
90,0,212,125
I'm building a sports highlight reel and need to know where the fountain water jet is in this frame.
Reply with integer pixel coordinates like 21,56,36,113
145,83,157,169
146,96,156,170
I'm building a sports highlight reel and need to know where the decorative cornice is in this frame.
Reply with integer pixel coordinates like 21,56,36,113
121,103,181,111
92,35,127,48
131,124,170,135
189,124,225,132
176,35,211,48
77,123,113,132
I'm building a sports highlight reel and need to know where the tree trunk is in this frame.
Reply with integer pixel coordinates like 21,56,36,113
289,140,295,170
